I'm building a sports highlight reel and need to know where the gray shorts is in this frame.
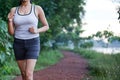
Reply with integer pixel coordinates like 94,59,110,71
13,37,40,60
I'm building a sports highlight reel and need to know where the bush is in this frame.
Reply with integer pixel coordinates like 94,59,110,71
0,18,14,76
80,41,93,48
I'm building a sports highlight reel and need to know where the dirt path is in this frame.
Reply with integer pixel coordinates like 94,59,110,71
13,51,89,80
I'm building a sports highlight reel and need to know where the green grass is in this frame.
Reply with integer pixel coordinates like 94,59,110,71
0,49,63,80
0,59,19,80
35,49,64,70
72,48,120,80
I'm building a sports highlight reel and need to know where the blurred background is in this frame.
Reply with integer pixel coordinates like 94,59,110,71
0,0,120,80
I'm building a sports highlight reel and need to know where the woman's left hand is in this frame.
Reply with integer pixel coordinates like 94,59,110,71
29,27,38,34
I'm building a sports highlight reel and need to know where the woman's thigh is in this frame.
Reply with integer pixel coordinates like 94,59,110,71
26,59,37,73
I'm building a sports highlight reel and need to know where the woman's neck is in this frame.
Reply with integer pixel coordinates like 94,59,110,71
21,1,31,7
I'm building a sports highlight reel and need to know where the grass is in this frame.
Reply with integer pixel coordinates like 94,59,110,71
0,49,63,80
0,59,19,80
35,49,64,70
72,48,120,80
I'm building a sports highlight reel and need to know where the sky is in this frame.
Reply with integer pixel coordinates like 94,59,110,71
81,0,120,37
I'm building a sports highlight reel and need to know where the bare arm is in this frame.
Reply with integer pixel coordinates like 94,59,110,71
29,5,49,34
7,7,16,35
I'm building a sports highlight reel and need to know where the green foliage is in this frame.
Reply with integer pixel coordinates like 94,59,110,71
0,0,19,21
0,19,13,63
35,50,64,70
0,50,63,80
80,41,93,48
73,48,103,59
93,30,114,39
103,30,114,38
35,0,86,48
90,30,114,44
73,48,120,80
109,36,120,42
55,25,84,48
95,31,103,38
0,0,86,49
0,18,14,76
0,0,86,78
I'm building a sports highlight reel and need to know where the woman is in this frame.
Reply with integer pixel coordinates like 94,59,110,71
7,0,49,80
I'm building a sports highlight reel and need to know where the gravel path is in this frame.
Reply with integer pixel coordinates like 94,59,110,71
13,50,89,80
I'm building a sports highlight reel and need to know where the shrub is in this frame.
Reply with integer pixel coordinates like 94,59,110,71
80,41,93,48
0,18,14,76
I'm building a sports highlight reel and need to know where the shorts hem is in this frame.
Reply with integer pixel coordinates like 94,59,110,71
15,57,38,61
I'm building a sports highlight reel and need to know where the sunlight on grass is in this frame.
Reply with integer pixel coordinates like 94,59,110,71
73,48,120,80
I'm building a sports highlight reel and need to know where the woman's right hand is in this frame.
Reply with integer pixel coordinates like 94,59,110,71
7,7,16,35
7,12,14,22
7,7,16,22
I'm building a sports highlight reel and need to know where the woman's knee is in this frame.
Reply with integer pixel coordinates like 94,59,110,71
25,71,33,79
21,71,26,76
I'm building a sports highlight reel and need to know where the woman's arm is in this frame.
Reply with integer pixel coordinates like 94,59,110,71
29,5,49,34
7,7,16,35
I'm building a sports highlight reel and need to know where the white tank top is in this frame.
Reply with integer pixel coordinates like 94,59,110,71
13,4,39,39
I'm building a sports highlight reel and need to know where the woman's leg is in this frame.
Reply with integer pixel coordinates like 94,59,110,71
17,60,26,80
25,59,37,80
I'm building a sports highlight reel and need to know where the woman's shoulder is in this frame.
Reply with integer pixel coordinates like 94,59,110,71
34,5,43,11
8,7,17,18
10,7,17,13
34,5,41,8
11,7,16,11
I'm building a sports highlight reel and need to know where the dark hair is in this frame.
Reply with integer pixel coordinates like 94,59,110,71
19,0,32,5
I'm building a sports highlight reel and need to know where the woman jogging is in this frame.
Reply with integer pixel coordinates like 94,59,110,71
7,0,49,80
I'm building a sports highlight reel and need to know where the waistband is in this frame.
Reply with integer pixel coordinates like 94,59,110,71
14,37,39,41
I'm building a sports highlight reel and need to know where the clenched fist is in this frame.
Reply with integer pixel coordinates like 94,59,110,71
29,27,38,34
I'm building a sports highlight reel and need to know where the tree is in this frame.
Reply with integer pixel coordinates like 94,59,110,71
34,0,86,48
0,0,18,21
92,30,114,47
111,0,120,20
0,0,86,76
0,0,86,48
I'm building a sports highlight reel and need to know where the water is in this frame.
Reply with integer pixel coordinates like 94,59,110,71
91,47,120,54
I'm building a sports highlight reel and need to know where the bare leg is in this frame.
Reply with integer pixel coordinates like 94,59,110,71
17,60,26,80
25,59,37,80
